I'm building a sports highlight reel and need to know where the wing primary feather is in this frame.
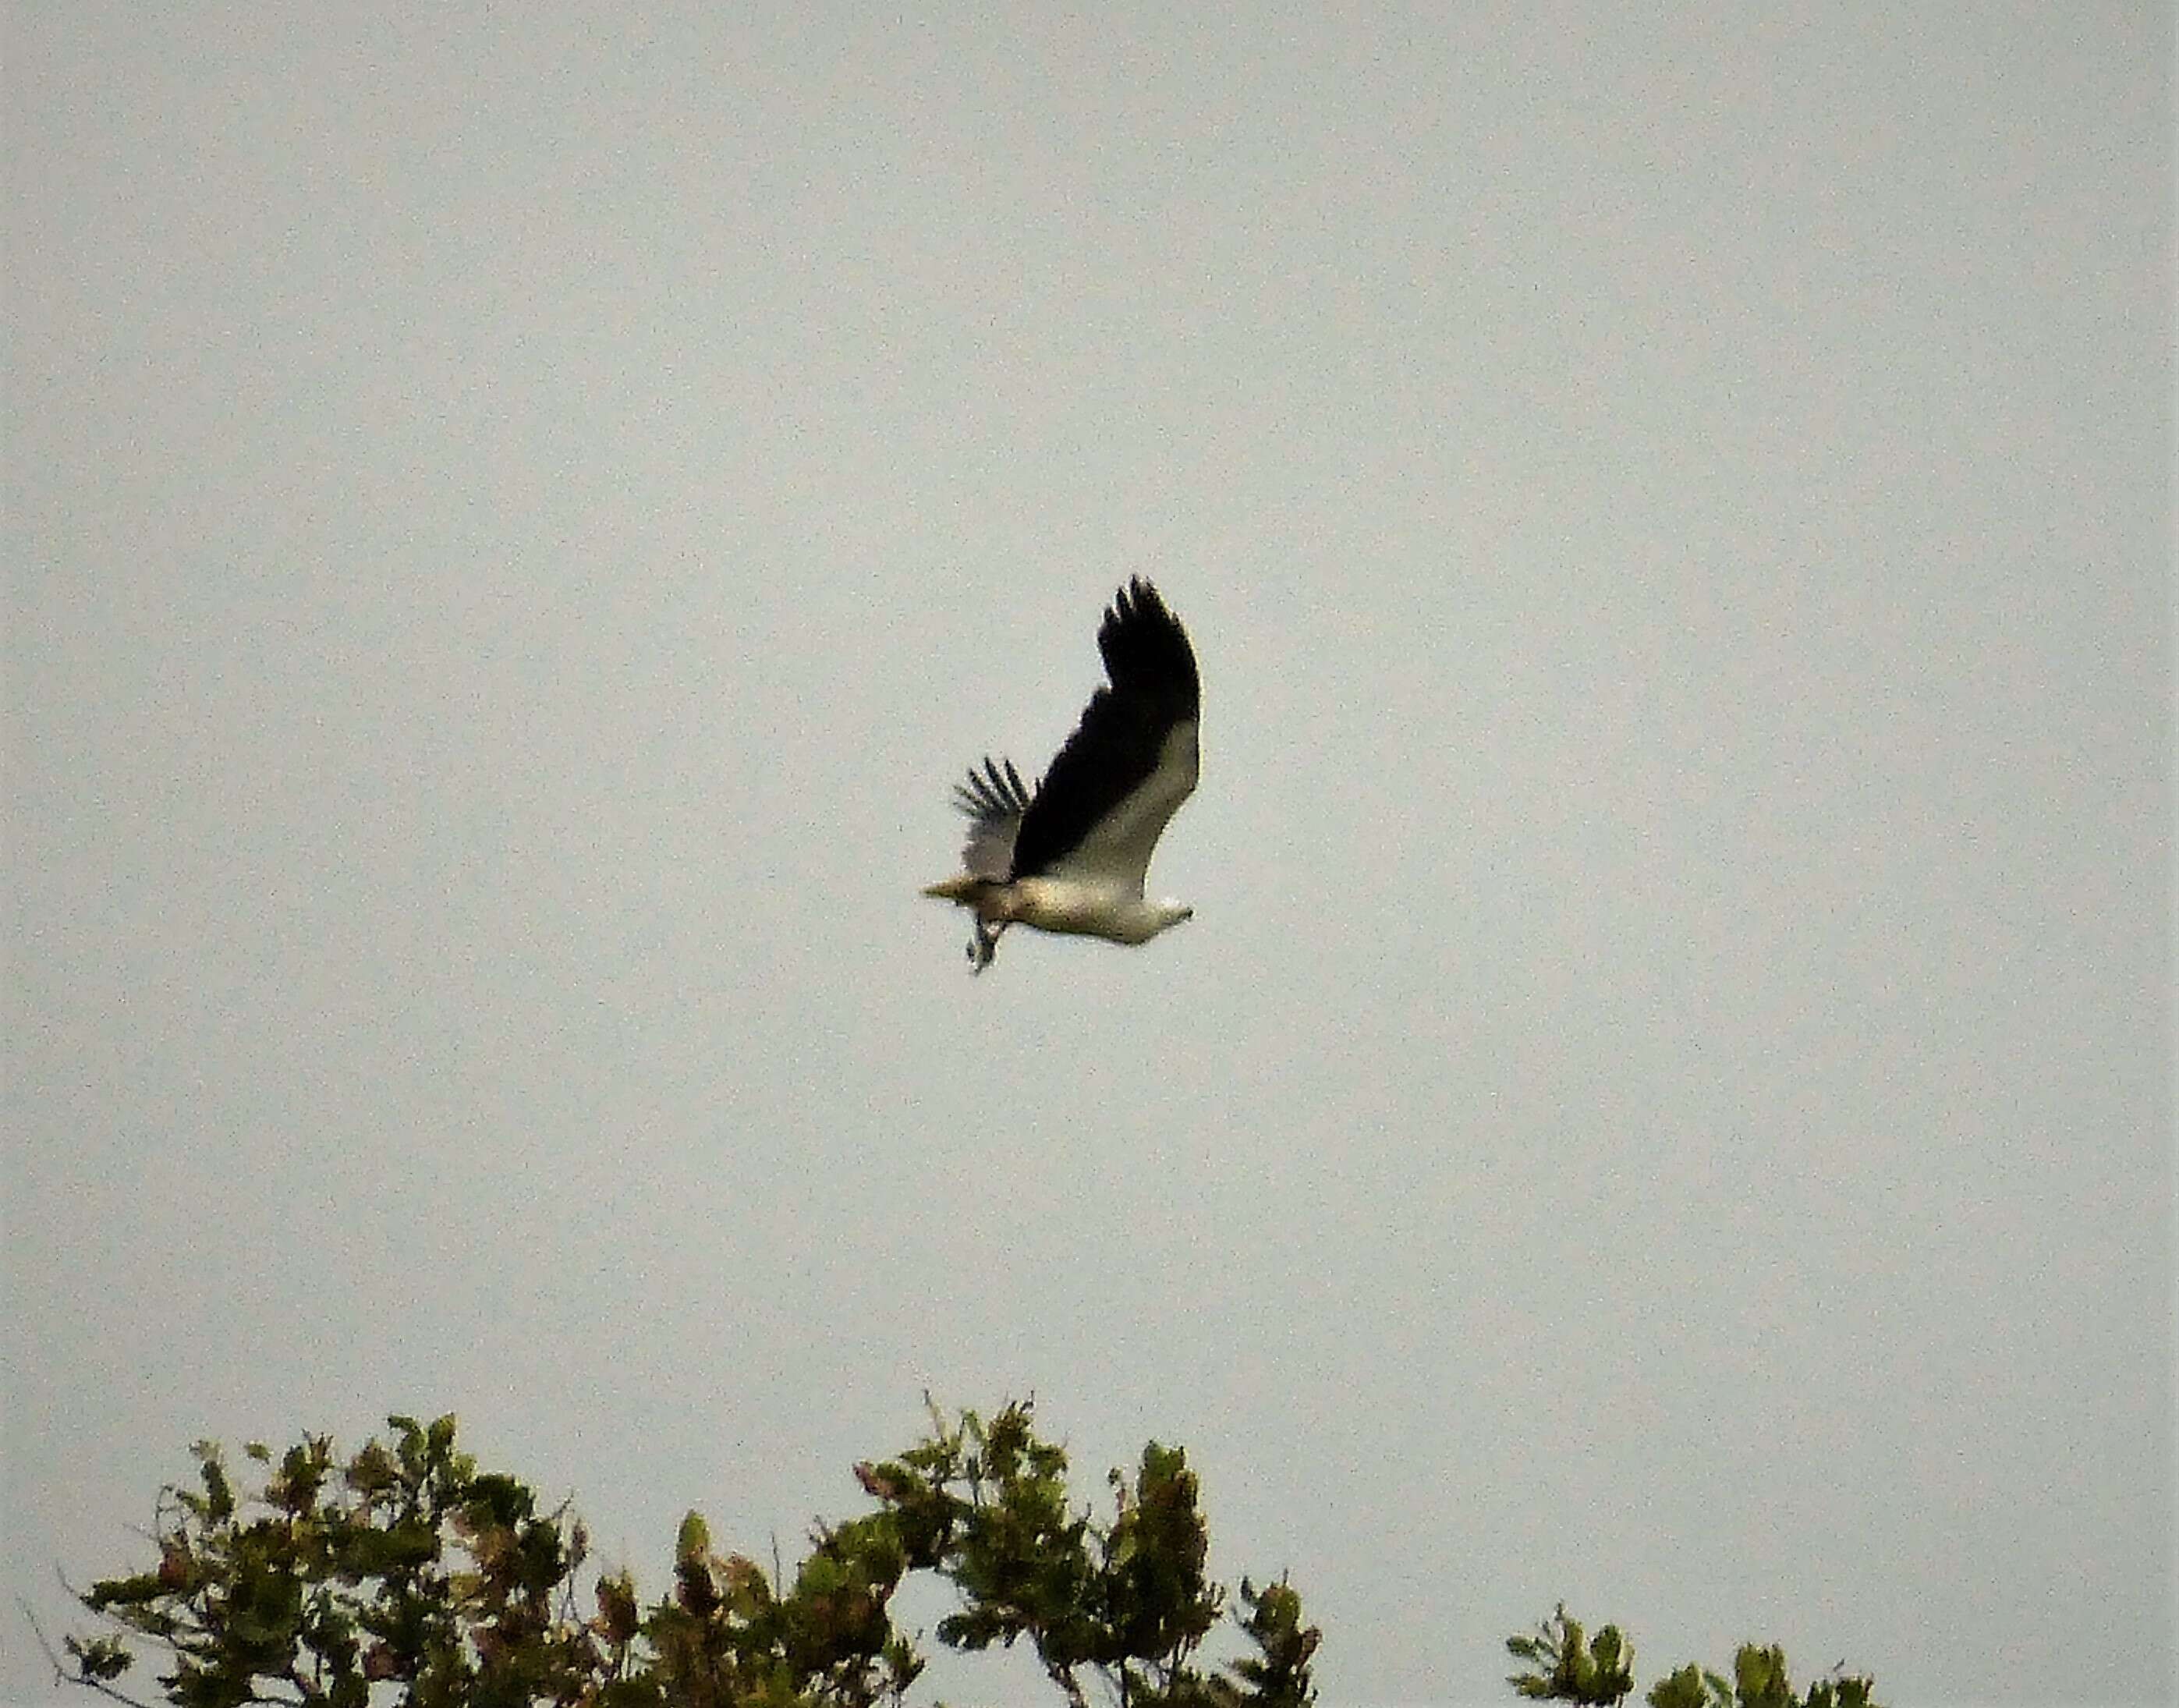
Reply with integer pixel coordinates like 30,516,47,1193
954,756,1030,820
948,754,1032,882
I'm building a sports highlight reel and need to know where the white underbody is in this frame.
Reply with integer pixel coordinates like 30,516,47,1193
1001,875,1192,945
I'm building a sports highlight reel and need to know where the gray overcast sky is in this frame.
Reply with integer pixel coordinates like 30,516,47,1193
5,5,2170,1706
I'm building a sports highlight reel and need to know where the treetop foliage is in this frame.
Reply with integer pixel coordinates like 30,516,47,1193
54,1398,1880,1708
58,1400,1317,1708
1506,1603,1883,1708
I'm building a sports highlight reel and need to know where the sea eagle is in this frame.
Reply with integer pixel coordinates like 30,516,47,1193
923,579,1199,972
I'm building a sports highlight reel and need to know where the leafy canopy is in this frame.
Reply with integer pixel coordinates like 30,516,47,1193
56,1397,1883,1708
61,1400,1317,1708
1507,1603,1883,1708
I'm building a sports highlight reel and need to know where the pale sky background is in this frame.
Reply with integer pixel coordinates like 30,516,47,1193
5,5,2171,1707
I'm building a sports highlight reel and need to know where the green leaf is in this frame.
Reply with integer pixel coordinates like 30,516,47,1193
64,1634,133,1683
1649,1663,1731,1708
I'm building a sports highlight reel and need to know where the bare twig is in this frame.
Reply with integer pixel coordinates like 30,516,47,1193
19,1596,158,1708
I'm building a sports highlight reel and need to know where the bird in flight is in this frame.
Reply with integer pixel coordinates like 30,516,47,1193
923,579,1200,973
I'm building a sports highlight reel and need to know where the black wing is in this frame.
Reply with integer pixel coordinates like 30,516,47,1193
1010,579,1200,882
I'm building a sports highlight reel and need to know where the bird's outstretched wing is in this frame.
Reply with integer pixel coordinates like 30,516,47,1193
950,755,1031,881
1012,579,1199,888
